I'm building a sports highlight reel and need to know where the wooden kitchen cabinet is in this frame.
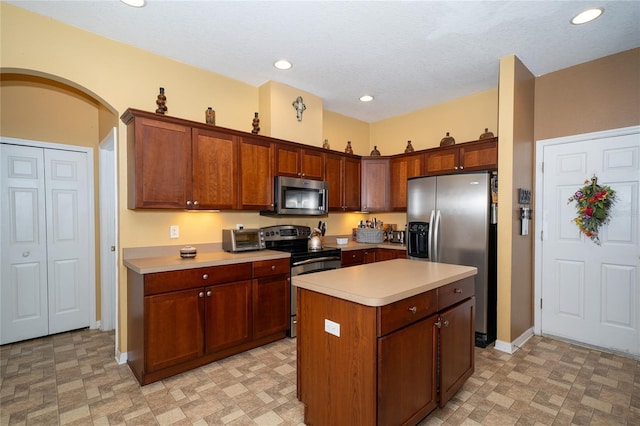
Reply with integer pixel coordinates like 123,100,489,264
238,136,274,210
127,260,289,385
361,157,390,212
297,274,475,425
425,138,497,175
325,152,361,211
390,153,424,211
191,128,238,210
375,248,407,262
123,109,239,210
274,143,324,180
205,280,252,353
124,112,192,209
341,248,376,267
252,258,290,339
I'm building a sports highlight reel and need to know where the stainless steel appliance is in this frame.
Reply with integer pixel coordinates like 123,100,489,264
262,225,341,337
261,176,328,216
222,228,265,252
407,172,497,347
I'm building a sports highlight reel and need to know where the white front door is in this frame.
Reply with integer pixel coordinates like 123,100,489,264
1,144,49,343
1,142,91,344
539,127,640,356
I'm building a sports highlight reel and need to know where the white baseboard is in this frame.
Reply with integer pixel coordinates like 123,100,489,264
116,350,128,365
494,327,534,354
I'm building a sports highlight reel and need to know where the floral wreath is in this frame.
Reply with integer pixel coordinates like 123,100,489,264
567,175,616,245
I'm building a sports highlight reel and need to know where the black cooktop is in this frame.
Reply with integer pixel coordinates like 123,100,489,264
261,225,341,259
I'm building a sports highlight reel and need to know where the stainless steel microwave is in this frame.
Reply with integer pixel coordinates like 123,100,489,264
262,176,328,216
222,229,266,252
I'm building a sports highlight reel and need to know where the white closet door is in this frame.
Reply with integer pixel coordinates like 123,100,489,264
1,144,48,344
45,149,91,334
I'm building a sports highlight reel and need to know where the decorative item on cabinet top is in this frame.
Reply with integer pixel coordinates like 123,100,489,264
405,140,415,153
323,139,330,149
155,87,167,115
370,146,381,156
440,132,455,147
479,128,495,139
252,112,260,134
205,107,215,125
345,141,353,154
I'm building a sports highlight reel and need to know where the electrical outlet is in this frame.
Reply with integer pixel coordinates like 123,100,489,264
236,224,244,230
324,319,340,337
170,225,179,239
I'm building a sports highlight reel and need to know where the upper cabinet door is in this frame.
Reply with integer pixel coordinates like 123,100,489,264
191,128,238,210
390,153,424,211
130,117,192,209
425,146,459,176
459,138,498,171
238,137,274,210
361,157,389,212
274,143,324,180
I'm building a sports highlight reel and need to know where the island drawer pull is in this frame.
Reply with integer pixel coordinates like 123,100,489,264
202,274,209,280
454,288,462,294
206,290,212,297
198,291,204,298
271,265,276,270
408,306,417,314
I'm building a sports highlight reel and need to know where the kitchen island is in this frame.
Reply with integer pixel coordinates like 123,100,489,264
293,259,477,426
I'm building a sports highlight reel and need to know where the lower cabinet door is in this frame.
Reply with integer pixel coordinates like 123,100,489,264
205,280,252,353
377,314,438,426
439,297,475,407
145,289,204,373
253,275,290,338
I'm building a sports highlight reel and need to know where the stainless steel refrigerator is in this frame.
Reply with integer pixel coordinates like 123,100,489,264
407,172,497,347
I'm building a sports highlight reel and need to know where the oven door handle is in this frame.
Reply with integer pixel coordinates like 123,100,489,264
292,256,342,267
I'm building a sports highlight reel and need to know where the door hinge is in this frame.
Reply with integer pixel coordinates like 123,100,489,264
540,298,543,309
540,230,543,241
541,161,544,173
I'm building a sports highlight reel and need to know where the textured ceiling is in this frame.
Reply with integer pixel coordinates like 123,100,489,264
6,1,640,122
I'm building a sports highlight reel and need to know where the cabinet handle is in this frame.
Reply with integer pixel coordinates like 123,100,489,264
206,290,212,297
193,200,199,206
459,166,464,170
454,288,462,294
271,265,276,270
186,200,193,206
443,320,449,327
408,306,417,314
202,274,209,280
199,291,204,298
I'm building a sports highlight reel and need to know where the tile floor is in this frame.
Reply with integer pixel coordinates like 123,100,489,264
1,329,638,425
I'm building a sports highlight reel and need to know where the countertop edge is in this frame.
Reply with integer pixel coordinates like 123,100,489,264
124,250,290,274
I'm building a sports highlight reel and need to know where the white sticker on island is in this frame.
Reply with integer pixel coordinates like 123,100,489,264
324,319,340,337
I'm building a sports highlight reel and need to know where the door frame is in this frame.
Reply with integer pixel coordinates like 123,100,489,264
0,136,97,329
99,128,118,339
534,125,640,335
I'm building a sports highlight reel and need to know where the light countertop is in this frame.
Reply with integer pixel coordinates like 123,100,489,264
124,249,289,274
292,259,477,307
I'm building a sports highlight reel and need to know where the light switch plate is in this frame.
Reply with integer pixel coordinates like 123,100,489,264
324,319,340,337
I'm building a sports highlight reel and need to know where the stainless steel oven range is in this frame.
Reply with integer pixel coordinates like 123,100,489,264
261,225,341,338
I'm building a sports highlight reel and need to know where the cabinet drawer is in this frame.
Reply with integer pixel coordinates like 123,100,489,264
253,258,290,278
144,263,252,295
377,290,437,336
437,277,474,311
342,249,365,266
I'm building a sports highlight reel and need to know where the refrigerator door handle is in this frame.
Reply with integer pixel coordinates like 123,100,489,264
433,210,441,262
428,210,435,260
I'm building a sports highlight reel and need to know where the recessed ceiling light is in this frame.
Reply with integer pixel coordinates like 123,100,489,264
359,95,374,102
274,60,292,70
571,8,604,25
121,0,145,7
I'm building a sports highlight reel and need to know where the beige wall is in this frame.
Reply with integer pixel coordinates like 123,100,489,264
322,109,370,156
534,48,640,142
370,88,499,154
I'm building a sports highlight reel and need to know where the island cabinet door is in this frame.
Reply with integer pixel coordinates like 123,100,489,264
204,280,252,354
144,289,204,373
438,297,475,407
377,313,438,426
